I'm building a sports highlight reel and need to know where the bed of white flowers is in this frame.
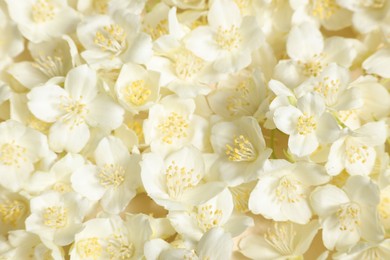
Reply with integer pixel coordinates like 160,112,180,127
0,0,390,259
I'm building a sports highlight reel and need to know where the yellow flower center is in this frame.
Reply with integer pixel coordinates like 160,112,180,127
43,206,68,229
52,182,72,193
94,24,127,54
32,0,55,23
59,96,88,128
98,164,125,188
299,53,326,77
158,112,189,144
77,238,103,259
33,55,65,78
122,80,151,106
235,0,250,12
346,144,369,164
310,0,339,20
226,80,252,116
275,176,305,203
336,203,361,231
145,19,168,41
174,50,204,80
264,223,296,256
229,182,256,213
216,25,242,51
313,76,340,98
196,204,223,232
93,0,110,14
360,0,385,8
378,189,390,223
0,200,26,226
296,114,317,135
166,160,200,199
225,135,257,162
106,234,135,259
0,141,27,167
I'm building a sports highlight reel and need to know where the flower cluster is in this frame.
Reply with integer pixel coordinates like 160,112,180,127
0,0,389,259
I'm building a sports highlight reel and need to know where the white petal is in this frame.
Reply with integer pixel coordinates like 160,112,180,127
316,113,340,143
268,79,294,96
64,65,97,102
281,200,312,224
288,132,318,157
363,49,390,78
208,0,241,29
27,84,66,122
123,33,153,64
273,106,301,135
351,121,387,146
100,186,135,214
197,227,233,260
185,27,220,62
7,62,48,89
310,185,349,217
343,175,380,207
86,94,124,131
95,136,129,166
239,235,282,260
325,137,346,176
297,92,325,116
293,162,330,186
249,177,283,220
49,121,90,153
345,146,376,176
287,22,323,61
71,165,105,201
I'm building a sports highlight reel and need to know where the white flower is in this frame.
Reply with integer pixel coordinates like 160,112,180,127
27,65,124,153
7,36,80,89
210,116,272,185
71,136,140,214
3,230,63,260
239,220,320,260
333,239,390,260
5,0,79,43
378,185,390,234
326,121,387,176
363,48,390,78
147,7,220,98
273,92,340,157
0,120,50,192
143,95,208,156
0,191,29,235
336,0,390,34
115,63,160,114
351,76,390,122
249,160,330,224
168,188,253,241
77,10,152,68
311,175,384,251
289,0,352,30
275,22,360,87
26,153,85,194
185,0,264,73
25,191,91,246
70,214,152,260
0,6,24,66
295,63,363,111
144,227,233,260
141,145,225,211
207,70,266,119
